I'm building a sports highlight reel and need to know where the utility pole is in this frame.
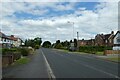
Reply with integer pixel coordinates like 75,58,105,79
77,32,79,50
67,21,75,51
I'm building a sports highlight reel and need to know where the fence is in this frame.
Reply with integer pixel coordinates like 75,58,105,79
2,53,21,67
104,50,120,55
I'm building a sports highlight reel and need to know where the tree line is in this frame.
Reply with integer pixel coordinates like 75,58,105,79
25,37,42,49
42,39,78,50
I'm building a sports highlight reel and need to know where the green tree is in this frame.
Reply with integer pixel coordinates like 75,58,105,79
34,37,42,46
55,43,63,49
42,41,51,48
74,39,77,47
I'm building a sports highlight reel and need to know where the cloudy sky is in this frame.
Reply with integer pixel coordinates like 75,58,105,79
0,0,119,43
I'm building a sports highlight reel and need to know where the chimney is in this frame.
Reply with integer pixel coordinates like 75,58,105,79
11,35,14,37
111,31,114,34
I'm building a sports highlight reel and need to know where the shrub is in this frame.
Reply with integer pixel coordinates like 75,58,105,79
34,45,40,49
19,48,30,56
55,43,63,49
79,46,112,54
2,48,19,55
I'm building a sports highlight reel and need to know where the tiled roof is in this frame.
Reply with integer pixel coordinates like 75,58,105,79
0,32,8,38
7,35,18,41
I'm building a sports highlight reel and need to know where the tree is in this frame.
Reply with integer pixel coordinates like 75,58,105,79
56,40,60,45
24,37,42,49
42,41,51,48
34,37,42,46
55,43,63,49
74,39,77,47
70,40,72,43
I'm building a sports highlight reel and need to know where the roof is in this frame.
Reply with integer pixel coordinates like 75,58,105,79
96,33,112,40
7,35,18,41
113,31,120,39
0,32,8,38
104,34,111,40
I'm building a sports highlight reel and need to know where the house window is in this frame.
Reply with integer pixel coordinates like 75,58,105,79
117,38,120,43
4,39,6,42
105,40,107,43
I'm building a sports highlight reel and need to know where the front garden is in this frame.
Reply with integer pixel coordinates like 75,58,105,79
2,47,35,67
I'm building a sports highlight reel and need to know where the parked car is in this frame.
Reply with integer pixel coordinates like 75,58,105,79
69,46,76,51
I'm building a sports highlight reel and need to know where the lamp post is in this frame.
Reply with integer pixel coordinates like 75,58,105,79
67,21,75,51
67,21,74,41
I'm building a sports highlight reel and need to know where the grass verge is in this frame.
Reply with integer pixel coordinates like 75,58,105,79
13,57,30,65
95,52,104,55
105,57,120,63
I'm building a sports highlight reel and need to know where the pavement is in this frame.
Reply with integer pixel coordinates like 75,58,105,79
2,49,49,78
2,48,119,79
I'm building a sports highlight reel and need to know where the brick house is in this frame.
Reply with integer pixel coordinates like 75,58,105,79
77,39,95,47
95,31,114,47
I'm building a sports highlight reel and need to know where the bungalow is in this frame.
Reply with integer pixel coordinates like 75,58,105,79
113,31,120,50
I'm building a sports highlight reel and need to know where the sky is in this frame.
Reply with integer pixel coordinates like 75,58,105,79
0,0,119,43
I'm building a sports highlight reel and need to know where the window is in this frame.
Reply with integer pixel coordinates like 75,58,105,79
117,36,120,42
117,38,120,43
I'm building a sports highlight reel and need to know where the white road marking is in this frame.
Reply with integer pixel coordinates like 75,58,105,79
40,49,56,79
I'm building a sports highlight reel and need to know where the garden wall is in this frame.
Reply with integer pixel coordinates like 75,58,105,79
104,50,120,55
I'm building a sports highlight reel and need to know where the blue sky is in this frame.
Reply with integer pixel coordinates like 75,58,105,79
1,1,118,43
13,2,99,19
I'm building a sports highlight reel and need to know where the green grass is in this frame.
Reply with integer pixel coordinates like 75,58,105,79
53,49,69,53
95,52,104,55
106,57,120,63
13,57,30,65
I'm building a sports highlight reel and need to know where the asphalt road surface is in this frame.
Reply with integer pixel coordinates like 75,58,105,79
41,48,119,78
2,48,119,79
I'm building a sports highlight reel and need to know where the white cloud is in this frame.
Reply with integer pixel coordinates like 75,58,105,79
1,2,119,43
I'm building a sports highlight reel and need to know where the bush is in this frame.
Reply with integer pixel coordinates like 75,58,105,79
34,45,40,49
2,48,19,55
55,43,63,49
79,46,112,54
19,48,30,56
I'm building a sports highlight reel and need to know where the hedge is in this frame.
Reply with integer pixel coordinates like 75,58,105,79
2,48,32,56
79,46,112,53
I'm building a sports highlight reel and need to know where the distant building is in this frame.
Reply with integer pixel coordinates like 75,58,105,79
95,31,114,47
113,31,120,50
77,39,95,47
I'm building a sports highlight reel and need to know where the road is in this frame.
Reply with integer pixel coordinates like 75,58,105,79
2,48,119,79
41,48,119,78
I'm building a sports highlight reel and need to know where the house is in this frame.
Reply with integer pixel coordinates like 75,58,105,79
77,39,95,47
0,32,11,48
0,32,22,48
8,35,22,47
113,31,120,50
95,31,114,47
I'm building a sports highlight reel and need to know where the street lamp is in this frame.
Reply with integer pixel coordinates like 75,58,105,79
67,21,75,51
67,21,74,41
